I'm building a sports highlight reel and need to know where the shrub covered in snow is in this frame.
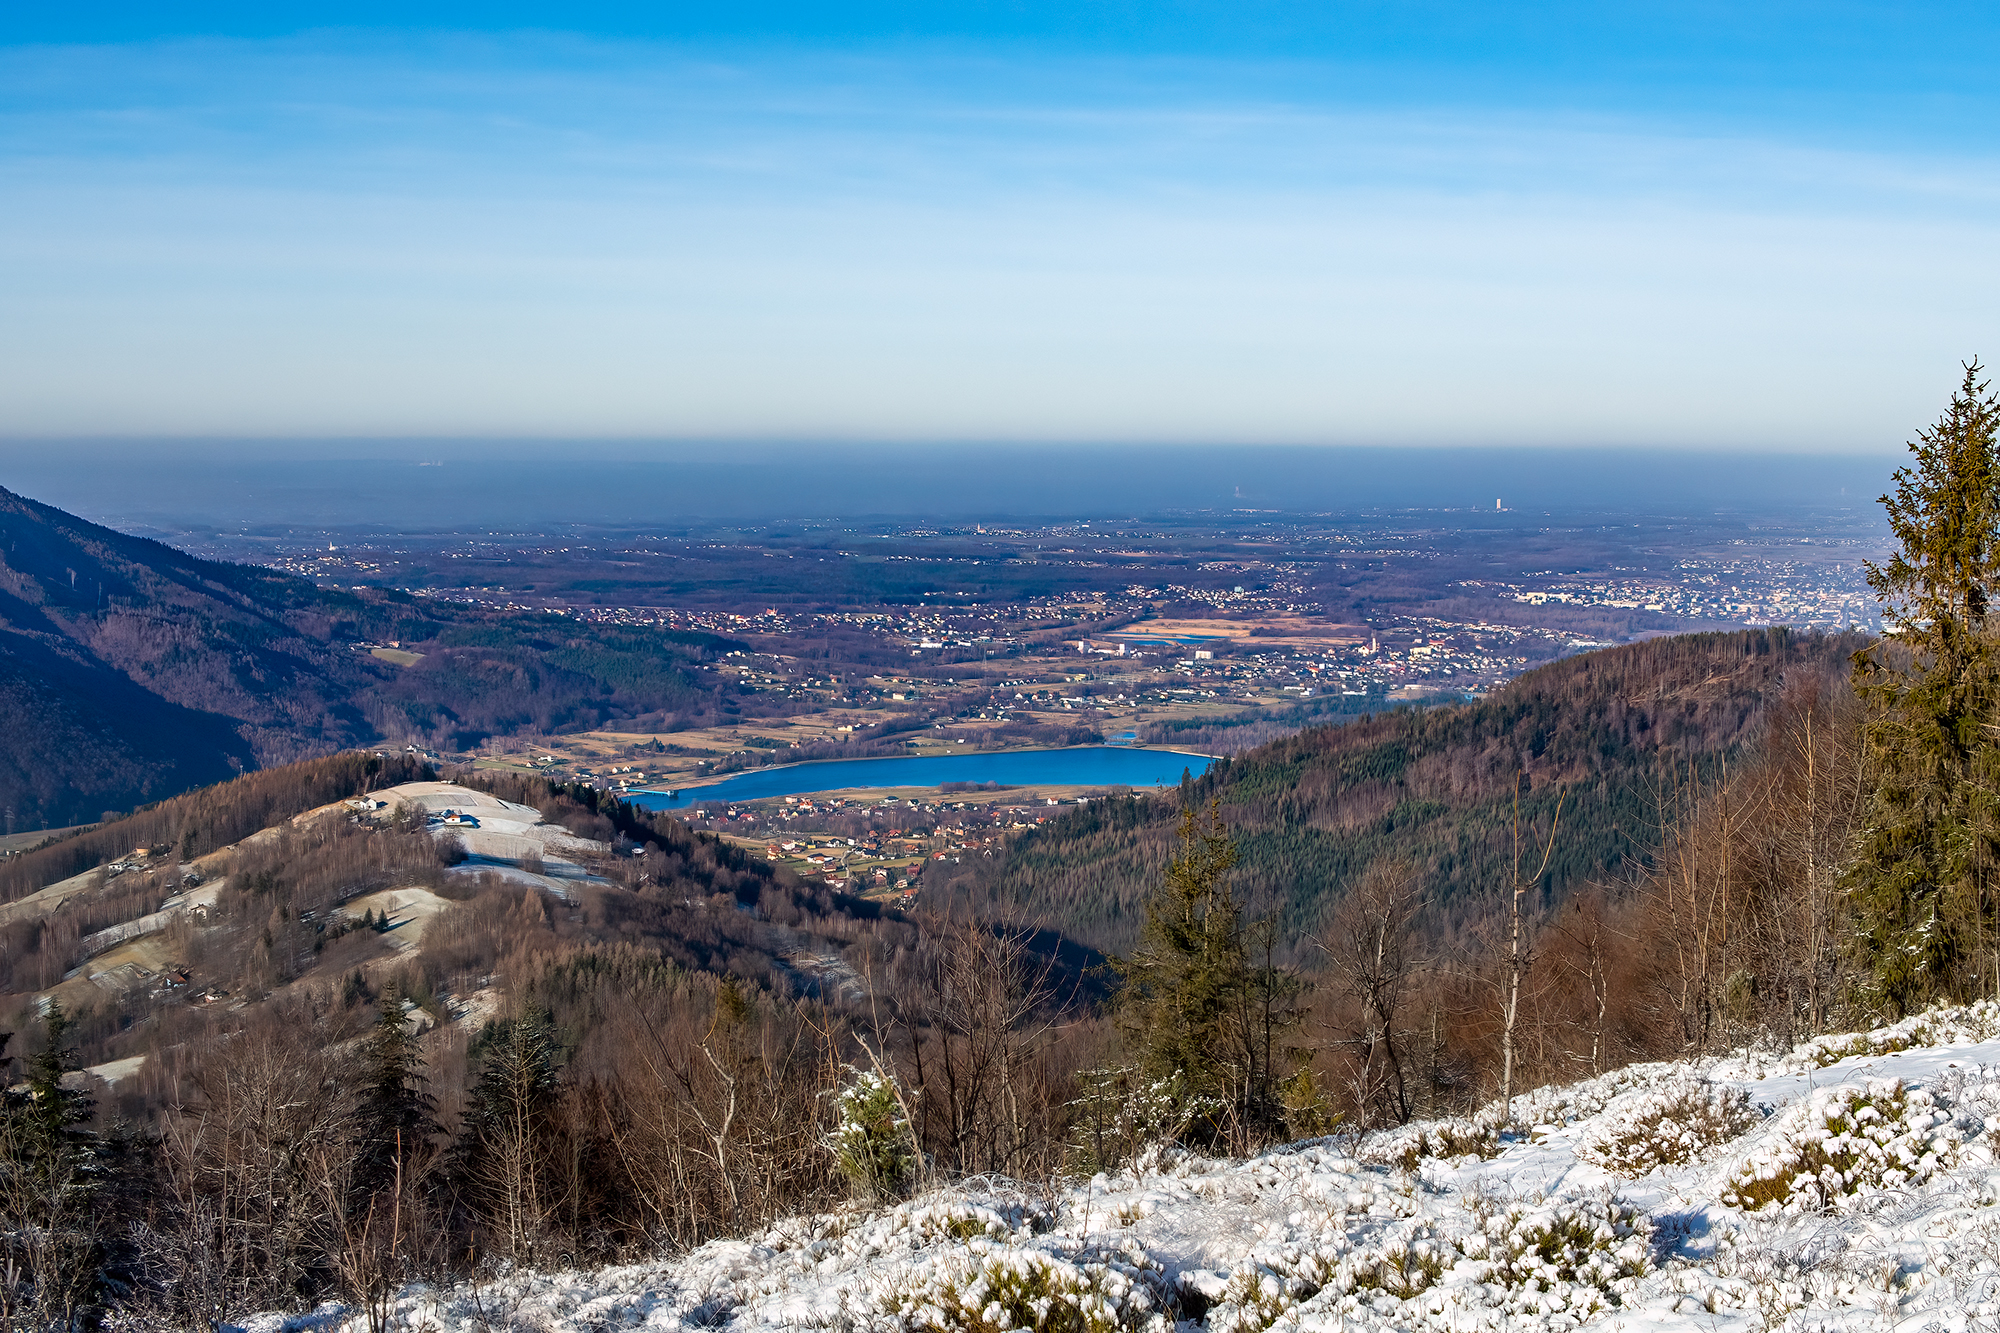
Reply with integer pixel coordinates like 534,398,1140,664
1202,1193,1649,1333
1574,1078,1761,1177
877,1242,1171,1333
1358,1065,1669,1173
1719,1077,1956,1212
1363,1118,1502,1171
1459,1192,1652,1294
1198,1242,1349,1332
1499,1066,1655,1132
1771,1000,2000,1072
832,1067,918,1203
1068,1067,1228,1173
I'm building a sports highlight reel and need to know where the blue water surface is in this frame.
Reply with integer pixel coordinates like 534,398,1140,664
628,746,1213,809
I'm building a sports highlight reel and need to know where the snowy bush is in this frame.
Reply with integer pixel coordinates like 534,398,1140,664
878,1242,1171,1333
1459,1192,1651,1295
1068,1067,1226,1171
1720,1077,1956,1212
1499,1066,1654,1132
1349,1234,1452,1300
1364,1118,1501,1171
1782,1001,2000,1071
903,1200,1051,1245
832,1067,918,1203
1201,1192,1648,1333
1202,1231,1461,1333
1357,1065,1668,1173
1575,1078,1760,1177
1202,1243,1350,1332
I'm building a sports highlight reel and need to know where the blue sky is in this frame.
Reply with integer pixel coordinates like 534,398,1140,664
4,3,1998,448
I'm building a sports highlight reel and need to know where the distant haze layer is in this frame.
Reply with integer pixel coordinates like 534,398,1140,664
0,443,1894,529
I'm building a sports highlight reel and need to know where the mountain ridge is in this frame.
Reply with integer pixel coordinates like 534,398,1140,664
950,626,1863,952
0,484,382,829
0,485,754,829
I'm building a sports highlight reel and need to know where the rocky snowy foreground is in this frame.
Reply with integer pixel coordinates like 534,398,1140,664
253,1004,2000,1333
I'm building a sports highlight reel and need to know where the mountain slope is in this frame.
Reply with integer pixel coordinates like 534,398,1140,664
250,1001,2000,1333
0,753,907,1080
955,628,1862,952
0,485,379,828
0,485,753,828
0,629,254,830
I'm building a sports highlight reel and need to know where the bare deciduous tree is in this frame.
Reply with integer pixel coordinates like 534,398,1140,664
138,1008,356,1327
903,916,1068,1180
1501,780,1564,1119
1317,859,1426,1127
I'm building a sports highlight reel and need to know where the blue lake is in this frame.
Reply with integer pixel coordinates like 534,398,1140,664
628,746,1215,809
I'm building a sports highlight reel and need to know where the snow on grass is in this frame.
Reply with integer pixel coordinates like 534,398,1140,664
1575,1077,1761,1178
250,1003,2000,1332
1718,1073,2000,1214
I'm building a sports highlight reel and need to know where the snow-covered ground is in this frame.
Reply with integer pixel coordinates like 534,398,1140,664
380,781,612,899
248,1004,2000,1333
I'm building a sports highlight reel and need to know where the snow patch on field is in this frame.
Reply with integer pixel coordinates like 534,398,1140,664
374,781,611,899
249,1003,2000,1332
335,887,453,951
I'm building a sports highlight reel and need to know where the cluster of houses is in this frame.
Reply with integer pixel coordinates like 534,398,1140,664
758,839,926,895
101,847,201,887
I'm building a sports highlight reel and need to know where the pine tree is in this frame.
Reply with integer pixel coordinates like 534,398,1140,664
1852,360,2000,1012
353,984,438,1199
829,1068,915,1203
1117,801,1300,1148
460,1006,564,1260
0,1004,104,1327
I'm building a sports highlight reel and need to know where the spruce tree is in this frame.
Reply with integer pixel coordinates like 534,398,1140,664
459,1006,563,1259
1852,360,2000,1012
0,1005,104,1327
353,985,437,1198
1117,801,1299,1146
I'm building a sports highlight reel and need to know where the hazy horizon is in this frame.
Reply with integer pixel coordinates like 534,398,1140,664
0,442,1899,530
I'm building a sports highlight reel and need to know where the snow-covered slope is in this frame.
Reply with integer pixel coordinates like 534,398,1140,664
381,780,612,898
252,1004,2000,1333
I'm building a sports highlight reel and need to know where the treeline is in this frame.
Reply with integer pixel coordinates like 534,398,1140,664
1138,684,1398,755
0,751,433,905
1287,665,1866,1131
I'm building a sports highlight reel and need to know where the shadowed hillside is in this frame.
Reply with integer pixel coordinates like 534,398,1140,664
951,628,1865,953
0,486,377,829
0,486,759,828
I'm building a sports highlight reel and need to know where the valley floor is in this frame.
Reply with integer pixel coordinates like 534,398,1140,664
240,1004,2000,1333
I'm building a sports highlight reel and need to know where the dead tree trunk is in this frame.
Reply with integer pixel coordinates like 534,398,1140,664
1501,778,1564,1122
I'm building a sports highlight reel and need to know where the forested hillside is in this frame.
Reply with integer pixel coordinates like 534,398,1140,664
956,627,1862,953
0,486,754,828
0,750,911,1083
0,748,1061,1321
